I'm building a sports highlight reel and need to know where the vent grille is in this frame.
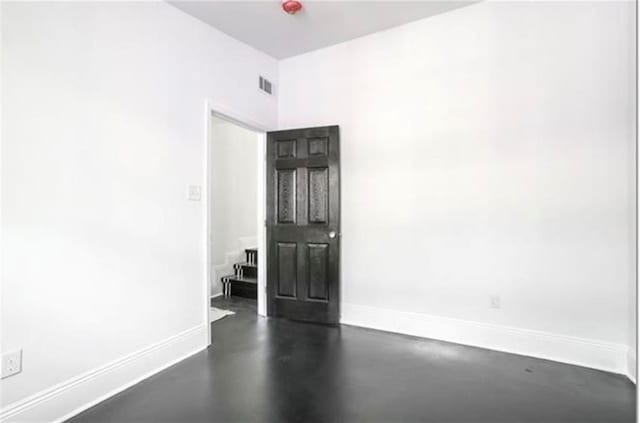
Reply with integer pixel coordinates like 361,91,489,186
259,76,273,95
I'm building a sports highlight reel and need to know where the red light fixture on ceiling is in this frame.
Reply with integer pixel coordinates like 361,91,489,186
282,0,302,15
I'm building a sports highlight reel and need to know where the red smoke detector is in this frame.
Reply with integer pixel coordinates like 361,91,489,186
282,0,302,14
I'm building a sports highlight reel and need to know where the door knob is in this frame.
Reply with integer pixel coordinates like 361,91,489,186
329,231,336,239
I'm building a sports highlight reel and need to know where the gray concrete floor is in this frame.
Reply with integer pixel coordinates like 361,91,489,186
69,297,636,422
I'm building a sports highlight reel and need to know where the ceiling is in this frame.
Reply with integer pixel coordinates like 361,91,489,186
169,1,476,59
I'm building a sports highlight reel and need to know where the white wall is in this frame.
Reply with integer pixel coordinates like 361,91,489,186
210,117,258,296
1,3,636,420
278,1,636,375
1,1,276,419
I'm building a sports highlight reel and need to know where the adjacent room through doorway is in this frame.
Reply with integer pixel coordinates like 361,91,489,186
208,114,263,327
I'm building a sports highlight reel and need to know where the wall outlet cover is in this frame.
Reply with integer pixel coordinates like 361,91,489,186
188,185,202,201
1,349,23,379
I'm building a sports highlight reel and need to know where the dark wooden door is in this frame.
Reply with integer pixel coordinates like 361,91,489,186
266,125,340,324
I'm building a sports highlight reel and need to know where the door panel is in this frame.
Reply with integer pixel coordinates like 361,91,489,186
276,169,296,224
276,242,297,298
267,125,340,324
276,139,297,158
307,243,329,301
308,168,328,223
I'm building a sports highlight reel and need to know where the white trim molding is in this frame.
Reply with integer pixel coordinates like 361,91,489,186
0,324,208,423
256,132,267,317
341,303,630,376
204,99,269,341
627,348,637,383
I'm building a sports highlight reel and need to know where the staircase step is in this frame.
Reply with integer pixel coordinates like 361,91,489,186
222,275,257,284
233,263,257,279
244,248,258,266
221,275,257,299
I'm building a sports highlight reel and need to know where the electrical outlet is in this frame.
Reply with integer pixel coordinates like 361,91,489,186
187,185,201,201
1,349,22,379
490,295,501,309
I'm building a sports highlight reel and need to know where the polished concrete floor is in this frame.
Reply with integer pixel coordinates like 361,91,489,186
69,297,636,422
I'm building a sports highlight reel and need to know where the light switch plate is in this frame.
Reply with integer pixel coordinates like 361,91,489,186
490,295,501,309
1,349,22,379
188,185,201,201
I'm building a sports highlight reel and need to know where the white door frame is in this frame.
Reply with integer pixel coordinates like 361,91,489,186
204,100,269,346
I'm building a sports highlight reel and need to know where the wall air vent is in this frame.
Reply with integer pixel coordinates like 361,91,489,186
259,75,273,95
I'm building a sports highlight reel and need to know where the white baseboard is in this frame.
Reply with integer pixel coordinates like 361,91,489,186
627,348,637,383
341,303,629,376
0,324,208,423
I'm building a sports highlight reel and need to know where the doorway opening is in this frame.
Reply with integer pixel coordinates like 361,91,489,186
205,107,267,345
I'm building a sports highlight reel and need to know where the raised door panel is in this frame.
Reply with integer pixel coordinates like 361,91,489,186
277,169,296,224
307,243,329,301
277,139,297,158
276,242,297,298
308,137,328,156
308,167,329,224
